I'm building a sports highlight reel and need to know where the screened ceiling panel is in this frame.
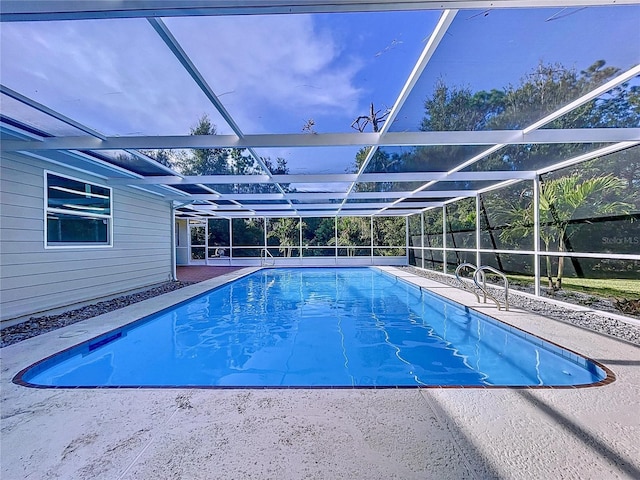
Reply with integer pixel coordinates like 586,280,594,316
170,184,215,195
292,198,342,205
287,182,351,193
420,180,496,192
164,11,438,135
15,149,142,179
341,204,387,210
90,150,175,176
400,196,450,203
237,199,290,206
542,144,639,179
354,181,426,193
344,198,397,204
0,19,233,137
541,75,640,129
141,149,266,175
255,146,363,175
204,183,282,195
390,5,640,133
462,142,612,172
0,94,92,138
366,146,488,174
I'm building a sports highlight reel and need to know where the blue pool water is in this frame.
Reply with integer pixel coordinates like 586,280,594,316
18,268,607,388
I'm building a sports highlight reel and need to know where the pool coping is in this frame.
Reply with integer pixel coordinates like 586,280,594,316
9,266,616,390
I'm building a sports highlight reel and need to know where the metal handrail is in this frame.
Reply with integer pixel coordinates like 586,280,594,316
261,248,275,266
454,263,481,302
473,265,510,311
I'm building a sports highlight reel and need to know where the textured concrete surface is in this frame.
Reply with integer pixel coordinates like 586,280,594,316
2,267,639,479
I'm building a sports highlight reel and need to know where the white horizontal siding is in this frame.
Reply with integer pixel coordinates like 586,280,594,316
4,271,170,319
0,152,173,322
0,247,169,266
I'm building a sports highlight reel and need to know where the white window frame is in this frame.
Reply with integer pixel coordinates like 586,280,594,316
44,170,113,248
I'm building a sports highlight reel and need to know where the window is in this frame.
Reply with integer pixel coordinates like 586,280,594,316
45,172,112,247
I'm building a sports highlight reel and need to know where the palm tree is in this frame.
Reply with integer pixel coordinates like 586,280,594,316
541,174,632,288
495,174,632,289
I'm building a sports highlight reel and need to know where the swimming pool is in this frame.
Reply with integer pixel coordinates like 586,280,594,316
16,268,609,388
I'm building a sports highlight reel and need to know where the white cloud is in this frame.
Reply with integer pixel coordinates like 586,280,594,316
1,15,366,137
158,15,366,133
0,19,236,135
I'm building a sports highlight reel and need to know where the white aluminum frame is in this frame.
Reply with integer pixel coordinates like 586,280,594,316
3,1,637,22
1,0,637,300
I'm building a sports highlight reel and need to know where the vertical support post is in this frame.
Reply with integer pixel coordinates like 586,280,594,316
533,176,541,296
405,216,409,266
229,218,233,260
170,205,177,281
371,216,374,265
263,217,267,263
334,216,338,264
420,213,425,270
299,216,303,260
476,194,481,269
187,220,192,265
442,206,447,275
204,217,209,266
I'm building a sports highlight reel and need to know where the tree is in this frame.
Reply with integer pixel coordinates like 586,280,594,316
267,217,301,257
138,149,178,168
351,102,390,133
173,115,230,175
302,217,336,255
171,115,290,195
497,174,633,289
350,147,398,192
373,216,406,255
475,60,624,172
421,80,505,132
336,217,371,256
541,174,633,288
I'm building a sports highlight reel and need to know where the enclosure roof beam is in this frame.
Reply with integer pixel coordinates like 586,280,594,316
3,0,634,22
106,170,536,186
4,128,639,153
187,189,479,201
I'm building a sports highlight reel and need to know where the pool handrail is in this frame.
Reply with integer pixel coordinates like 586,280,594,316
261,248,275,266
473,265,510,311
454,263,481,303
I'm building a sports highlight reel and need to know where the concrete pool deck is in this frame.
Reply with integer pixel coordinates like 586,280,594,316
1,267,639,479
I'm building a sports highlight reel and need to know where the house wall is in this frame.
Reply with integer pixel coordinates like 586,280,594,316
0,153,173,323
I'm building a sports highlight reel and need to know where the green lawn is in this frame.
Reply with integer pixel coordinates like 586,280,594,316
505,275,640,300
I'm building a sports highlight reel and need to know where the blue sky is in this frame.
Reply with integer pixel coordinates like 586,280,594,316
1,6,638,175
390,6,640,132
0,11,438,137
